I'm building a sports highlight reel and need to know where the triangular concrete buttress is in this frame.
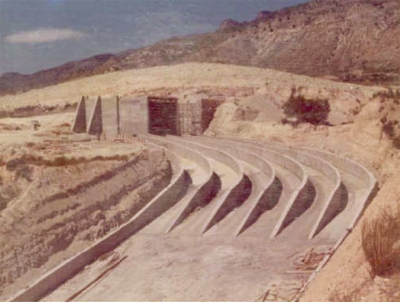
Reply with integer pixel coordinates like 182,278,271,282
87,96,103,135
72,96,87,133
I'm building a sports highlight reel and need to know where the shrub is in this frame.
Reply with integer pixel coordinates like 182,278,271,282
282,87,331,125
382,120,395,139
15,165,33,182
362,205,400,277
380,118,400,149
373,88,400,100
53,156,69,166
6,157,27,172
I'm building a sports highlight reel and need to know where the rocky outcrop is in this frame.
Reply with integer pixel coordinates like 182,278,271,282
218,19,242,32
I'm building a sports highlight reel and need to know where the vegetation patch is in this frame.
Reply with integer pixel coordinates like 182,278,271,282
282,87,331,126
377,88,400,149
362,204,400,277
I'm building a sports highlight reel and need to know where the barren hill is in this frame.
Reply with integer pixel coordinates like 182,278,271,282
1,0,399,96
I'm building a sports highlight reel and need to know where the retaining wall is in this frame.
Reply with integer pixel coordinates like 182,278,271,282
119,97,148,135
218,136,377,239
299,146,378,231
204,136,313,238
238,140,347,240
145,135,212,175
7,150,188,302
257,139,377,235
188,136,274,181
101,96,119,139
142,135,219,232
166,135,250,233
167,136,243,176
288,149,378,301
187,136,282,236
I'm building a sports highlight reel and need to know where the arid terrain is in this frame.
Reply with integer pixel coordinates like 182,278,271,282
1,0,400,301
0,61,399,301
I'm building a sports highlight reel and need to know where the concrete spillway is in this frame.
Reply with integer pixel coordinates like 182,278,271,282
8,135,377,302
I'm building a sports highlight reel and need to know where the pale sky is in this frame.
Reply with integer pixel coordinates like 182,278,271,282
0,0,311,75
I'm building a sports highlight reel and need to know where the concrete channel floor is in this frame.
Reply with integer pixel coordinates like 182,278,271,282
40,141,364,302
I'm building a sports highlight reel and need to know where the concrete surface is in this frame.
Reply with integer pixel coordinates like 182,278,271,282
10,135,377,302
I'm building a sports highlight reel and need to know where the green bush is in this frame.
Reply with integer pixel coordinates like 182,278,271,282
282,87,331,125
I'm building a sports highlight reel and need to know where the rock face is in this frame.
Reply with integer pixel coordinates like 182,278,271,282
256,10,272,20
219,19,242,32
1,0,400,95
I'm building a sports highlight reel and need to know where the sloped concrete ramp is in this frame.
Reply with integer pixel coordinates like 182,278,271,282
8,135,376,302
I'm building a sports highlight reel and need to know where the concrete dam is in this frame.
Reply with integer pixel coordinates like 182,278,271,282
8,96,377,302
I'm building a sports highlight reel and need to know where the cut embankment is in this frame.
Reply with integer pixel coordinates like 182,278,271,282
4,150,188,302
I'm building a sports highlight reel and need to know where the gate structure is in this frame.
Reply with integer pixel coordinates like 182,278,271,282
148,96,179,136
72,95,224,137
177,102,202,136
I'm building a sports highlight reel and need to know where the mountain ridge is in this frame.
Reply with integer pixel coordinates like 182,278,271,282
1,0,399,96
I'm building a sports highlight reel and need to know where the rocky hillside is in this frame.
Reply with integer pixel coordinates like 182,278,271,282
1,0,399,95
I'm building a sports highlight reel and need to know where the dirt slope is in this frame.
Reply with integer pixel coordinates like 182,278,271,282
205,75,400,301
300,175,400,302
0,63,382,127
1,62,399,301
0,115,172,299
1,0,399,95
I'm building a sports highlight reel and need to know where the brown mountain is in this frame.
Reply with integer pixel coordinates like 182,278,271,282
1,0,399,96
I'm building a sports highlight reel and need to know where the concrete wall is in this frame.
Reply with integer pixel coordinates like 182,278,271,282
299,146,378,232
72,96,149,137
72,95,224,138
302,148,375,188
120,97,149,135
198,136,313,238
143,135,220,232
189,136,274,181
101,96,119,139
207,136,314,238
240,141,348,240
168,136,243,176
237,177,282,236
166,135,249,233
217,136,304,184
259,139,376,235
187,136,281,236
218,136,377,239
7,150,188,302
145,135,212,174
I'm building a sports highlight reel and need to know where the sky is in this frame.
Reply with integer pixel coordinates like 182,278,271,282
0,0,311,75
